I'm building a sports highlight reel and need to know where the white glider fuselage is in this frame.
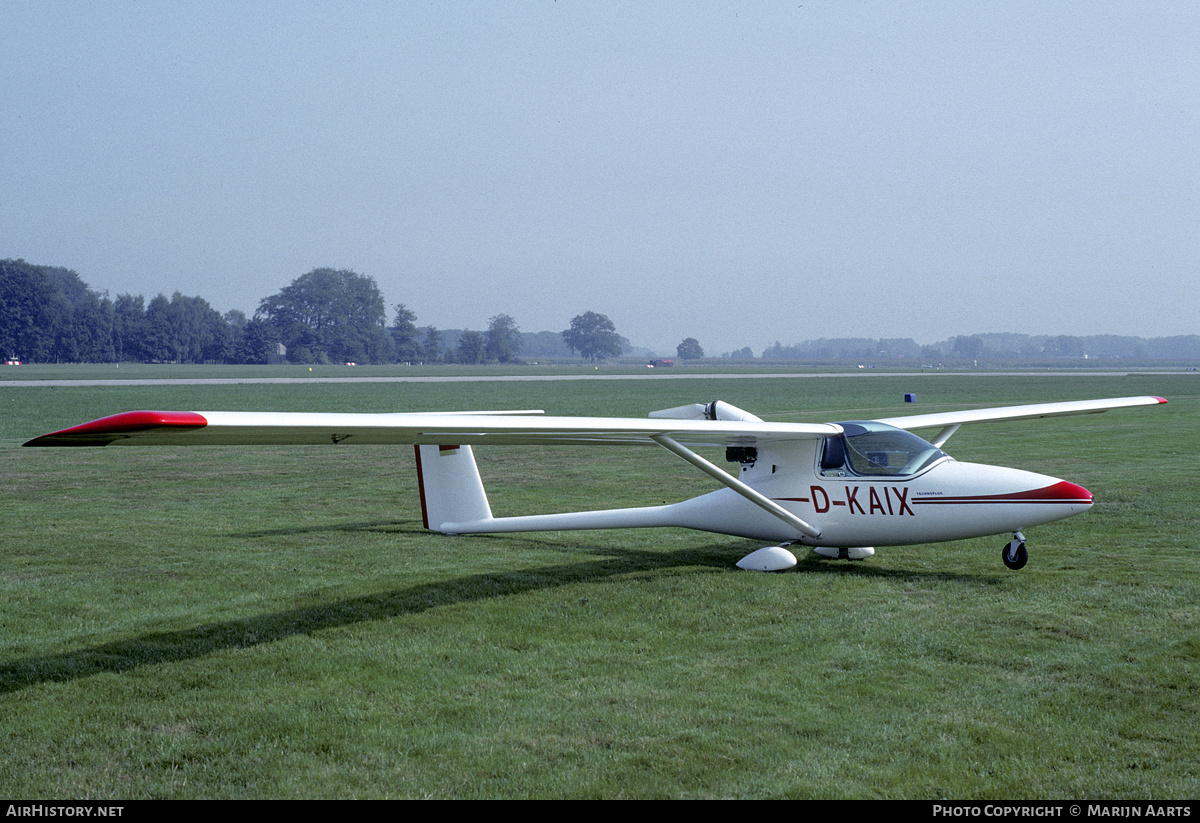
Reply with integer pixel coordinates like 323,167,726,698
427,437,1092,548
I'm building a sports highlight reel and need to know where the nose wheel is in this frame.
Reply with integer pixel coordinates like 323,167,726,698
1002,531,1028,570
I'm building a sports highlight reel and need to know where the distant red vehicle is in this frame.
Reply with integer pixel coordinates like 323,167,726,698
647,359,674,368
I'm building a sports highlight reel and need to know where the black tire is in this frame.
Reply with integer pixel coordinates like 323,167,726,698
1002,541,1028,570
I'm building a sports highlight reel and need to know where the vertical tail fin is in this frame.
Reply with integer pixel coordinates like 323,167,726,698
414,444,493,532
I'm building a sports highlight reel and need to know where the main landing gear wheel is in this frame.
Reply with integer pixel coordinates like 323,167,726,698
1002,532,1028,570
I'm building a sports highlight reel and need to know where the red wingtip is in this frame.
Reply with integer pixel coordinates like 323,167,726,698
24,411,208,446
1153,396,1168,404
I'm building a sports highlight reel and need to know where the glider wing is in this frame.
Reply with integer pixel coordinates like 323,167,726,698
875,396,1166,446
23,409,841,449
876,395,1166,430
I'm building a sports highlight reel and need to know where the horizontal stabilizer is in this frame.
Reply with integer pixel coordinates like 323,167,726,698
649,400,763,423
649,403,709,420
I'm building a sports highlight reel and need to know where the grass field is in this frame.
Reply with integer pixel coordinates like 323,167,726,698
1,367,1197,798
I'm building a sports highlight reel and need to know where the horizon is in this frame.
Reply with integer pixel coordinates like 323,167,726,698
9,253,1200,360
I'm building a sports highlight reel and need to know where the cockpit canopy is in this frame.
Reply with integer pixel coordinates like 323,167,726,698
820,421,948,478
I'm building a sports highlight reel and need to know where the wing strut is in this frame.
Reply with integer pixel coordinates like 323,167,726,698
931,424,961,448
651,435,822,539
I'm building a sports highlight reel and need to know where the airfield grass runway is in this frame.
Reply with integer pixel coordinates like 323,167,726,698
2,365,1196,798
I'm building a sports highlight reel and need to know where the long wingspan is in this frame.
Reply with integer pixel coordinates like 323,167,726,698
24,396,1165,449
23,410,842,448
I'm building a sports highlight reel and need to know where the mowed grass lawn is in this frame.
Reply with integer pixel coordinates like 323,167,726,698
1,369,1196,798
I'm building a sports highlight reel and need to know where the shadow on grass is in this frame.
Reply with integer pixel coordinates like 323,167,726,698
0,522,996,694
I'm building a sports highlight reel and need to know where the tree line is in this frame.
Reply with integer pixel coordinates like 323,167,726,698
0,260,628,365
23,257,1187,366
756,333,1200,362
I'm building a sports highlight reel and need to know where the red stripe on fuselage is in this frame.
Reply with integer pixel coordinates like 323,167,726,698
910,481,1092,505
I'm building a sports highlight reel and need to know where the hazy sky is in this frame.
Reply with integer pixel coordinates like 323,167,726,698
4,1,1197,355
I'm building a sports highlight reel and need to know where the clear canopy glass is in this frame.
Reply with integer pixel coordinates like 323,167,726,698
821,421,948,478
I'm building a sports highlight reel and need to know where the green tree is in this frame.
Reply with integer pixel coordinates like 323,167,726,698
454,330,486,364
143,292,225,363
257,268,393,364
0,259,58,360
143,294,175,362
112,294,148,362
390,303,422,363
485,314,522,363
0,260,116,362
952,335,985,359
1044,335,1084,358
676,337,704,360
562,311,623,362
421,326,442,363
231,317,280,364
68,289,115,362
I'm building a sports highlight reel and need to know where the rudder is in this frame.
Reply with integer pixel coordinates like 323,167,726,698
414,444,493,531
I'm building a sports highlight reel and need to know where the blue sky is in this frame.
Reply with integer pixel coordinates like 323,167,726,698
3,1,1197,355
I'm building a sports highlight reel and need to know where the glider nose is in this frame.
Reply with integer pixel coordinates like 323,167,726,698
1047,480,1093,506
